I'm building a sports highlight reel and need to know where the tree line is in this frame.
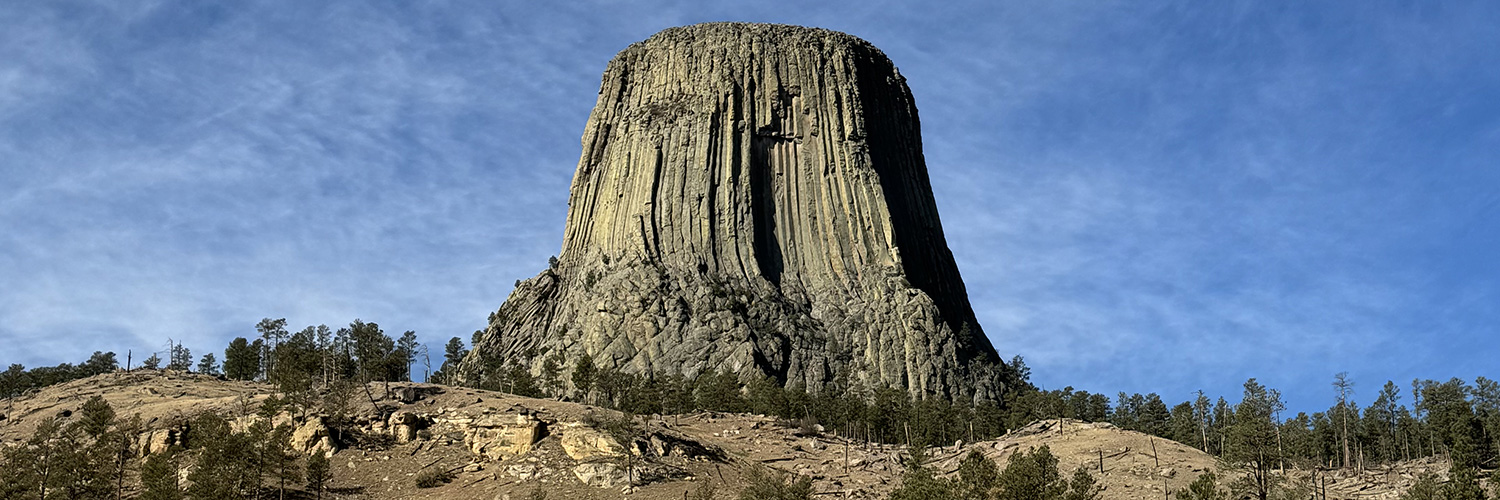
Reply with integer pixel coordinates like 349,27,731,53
1,352,122,399
2,318,425,400
450,342,1095,448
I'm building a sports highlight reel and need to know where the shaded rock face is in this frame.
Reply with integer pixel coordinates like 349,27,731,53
461,23,1011,402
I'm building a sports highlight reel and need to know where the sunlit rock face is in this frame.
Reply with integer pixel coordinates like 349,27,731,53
460,23,1012,403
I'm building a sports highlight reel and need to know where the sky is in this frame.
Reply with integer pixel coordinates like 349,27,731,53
2,0,1497,416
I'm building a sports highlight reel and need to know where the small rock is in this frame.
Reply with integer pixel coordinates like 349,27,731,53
506,464,538,480
574,463,629,488
464,463,484,473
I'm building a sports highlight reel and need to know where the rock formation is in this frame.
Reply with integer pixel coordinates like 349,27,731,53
460,23,1013,402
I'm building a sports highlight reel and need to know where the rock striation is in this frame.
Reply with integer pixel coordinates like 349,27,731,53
460,23,1013,402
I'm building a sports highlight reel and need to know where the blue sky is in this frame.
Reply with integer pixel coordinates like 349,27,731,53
2,0,1496,415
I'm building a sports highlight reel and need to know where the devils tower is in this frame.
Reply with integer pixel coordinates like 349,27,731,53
460,23,1011,402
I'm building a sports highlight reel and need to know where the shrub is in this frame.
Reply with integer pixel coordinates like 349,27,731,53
739,466,813,500
797,415,821,437
1175,472,1227,500
889,445,955,500
415,467,455,488
691,480,718,500
991,445,1101,500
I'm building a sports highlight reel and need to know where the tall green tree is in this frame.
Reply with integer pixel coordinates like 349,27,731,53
80,351,119,376
167,342,192,371
270,326,320,396
305,452,331,500
186,412,259,499
954,449,999,499
1139,393,1171,437
264,424,302,500
572,352,597,403
1170,402,1200,445
140,450,183,500
197,353,220,375
348,319,397,388
256,318,289,380
433,336,468,384
888,445,954,500
1226,379,1283,500
224,337,261,381
395,330,419,382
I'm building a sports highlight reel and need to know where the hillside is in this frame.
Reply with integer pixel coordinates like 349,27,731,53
0,372,1460,499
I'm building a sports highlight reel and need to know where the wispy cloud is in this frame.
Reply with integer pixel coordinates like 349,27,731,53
1,0,1495,414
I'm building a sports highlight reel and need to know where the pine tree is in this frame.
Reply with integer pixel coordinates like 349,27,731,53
1170,402,1199,445
139,450,183,500
1062,465,1102,500
18,417,63,500
186,412,259,499
56,395,121,499
167,342,192,371
305,452,331,500
79,351,119,377
738,466,814,500
197,353,219,375
395,331,419,382
1226,379,1283,500
1139,393,1171,437
271,326,320,396
433,336,468,384
256,318,290,380
954,450,999,499
265,424,302,500
224,337,261,381
572,352,597,403
995,445,1065,500
539,352,564,397
1175,472,1227,500
888,445,954,500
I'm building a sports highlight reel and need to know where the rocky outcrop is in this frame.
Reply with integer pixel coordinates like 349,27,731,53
461,22,1013,402
139,428,182,455
463,413,546,461
291,416,336,457
387,411,428,443
558,422,625,461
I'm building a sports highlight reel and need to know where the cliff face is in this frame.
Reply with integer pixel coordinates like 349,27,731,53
460,23,1010,402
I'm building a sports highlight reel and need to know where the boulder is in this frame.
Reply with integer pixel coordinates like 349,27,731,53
558,422,625,461
387,411,428,443
464,413,545,461
291,416,336,457
392,385,443,404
